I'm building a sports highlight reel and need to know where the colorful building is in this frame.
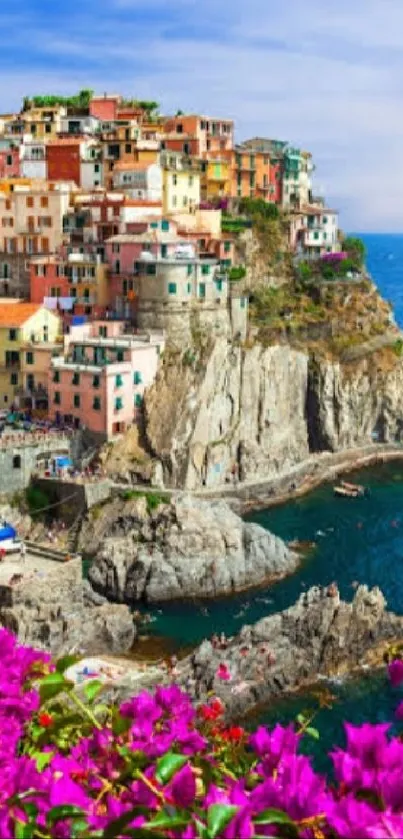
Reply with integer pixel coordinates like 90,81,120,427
48,321,164,439
0,181,74,297
163,115,234,156
0,302,60,408
47,138,102,188
162,161,201,214
30,253,108,320
0,146,20,179
200,158,231,201
289,206,339,257
112,161,162,201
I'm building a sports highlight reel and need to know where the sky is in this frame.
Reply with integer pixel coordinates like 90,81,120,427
0,0,401,231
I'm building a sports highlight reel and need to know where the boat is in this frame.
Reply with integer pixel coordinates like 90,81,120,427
334,486,360,498
334,482,369,499
0,521,21,553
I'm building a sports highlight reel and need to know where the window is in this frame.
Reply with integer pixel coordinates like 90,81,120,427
168,282,177,295
9,329,17,341
99,326,107,338
10,373,18,385
172,174,177,186
146,263,156,275
45,124,51,134
187,264,193,276
54,392,61,405
117,350,124,362
150,222,158,229
182,196,188,207
133,371,142,385
115,374,123,387
323,233,327,241
322,216,328,224
161,244,168,258
125,144,131,154
93,396,101,411
224,241,231,253
189,175,193,187
74,394,80,408
240,297,246,309
40,197,48,208
26,351,34,365
72,372,80,385
187,282,192,294
114,260,120,274
198,283,206,298
94,164,100,173
183,143,190,155
215,279,223,292
6,155,12,166
53,371,60,383
12,455,21,469
172,196,177,207
313,232,319,240
135,394,143,407
112,243,120,253
115,397,123,411
161,220,169,231
93,374,100,388
26,197,34,208
201,264,210,275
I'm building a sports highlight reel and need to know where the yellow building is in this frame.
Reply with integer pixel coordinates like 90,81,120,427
0,302,60,408
201,159,231,201
22,106,66,141
162,166,201,214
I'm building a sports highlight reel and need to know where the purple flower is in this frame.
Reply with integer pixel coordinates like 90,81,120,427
388,660,403,687
166,764,196,808
249,724,299,774
396,701,403,721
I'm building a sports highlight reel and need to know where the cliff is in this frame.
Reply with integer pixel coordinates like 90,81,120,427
143,335,403,490
85,494,298,603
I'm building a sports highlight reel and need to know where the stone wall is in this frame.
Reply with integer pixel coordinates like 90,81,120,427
32,478,112,525
0,436,74,496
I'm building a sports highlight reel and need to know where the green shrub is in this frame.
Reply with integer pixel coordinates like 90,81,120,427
25,486,50,516
121,489,169,513
228,266,246,282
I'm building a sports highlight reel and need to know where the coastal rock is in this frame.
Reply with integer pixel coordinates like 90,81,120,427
175,585,403,718
87,494,298,603
143,337,403,490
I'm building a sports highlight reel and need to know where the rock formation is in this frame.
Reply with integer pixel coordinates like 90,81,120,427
143,338,403,490
0,557,135,657
176,585,403,718
86,494,297,603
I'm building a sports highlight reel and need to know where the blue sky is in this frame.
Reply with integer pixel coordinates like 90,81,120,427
1,0,401,230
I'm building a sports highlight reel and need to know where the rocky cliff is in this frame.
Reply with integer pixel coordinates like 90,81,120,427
86,494,297,603
144,338,403,490
176,585,403,718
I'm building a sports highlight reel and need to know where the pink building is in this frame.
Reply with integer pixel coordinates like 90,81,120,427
0,147,20,179
48,321,164,440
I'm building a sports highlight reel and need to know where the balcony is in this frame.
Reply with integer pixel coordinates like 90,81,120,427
0,360,20,370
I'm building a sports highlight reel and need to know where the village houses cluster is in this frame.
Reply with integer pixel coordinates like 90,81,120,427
0,91,339,441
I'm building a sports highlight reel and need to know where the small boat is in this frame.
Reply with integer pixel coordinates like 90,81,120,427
334,486,360,498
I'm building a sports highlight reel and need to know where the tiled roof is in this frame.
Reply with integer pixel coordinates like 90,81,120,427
114,161,152,171
0,302,44,326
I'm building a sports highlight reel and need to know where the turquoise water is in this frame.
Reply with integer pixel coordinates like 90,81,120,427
149,462,403,646
147,235,403,749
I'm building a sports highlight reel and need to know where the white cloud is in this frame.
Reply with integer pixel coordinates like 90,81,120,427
0,0,402,229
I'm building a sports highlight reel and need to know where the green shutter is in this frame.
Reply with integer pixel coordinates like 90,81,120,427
93,396,101,410
115,374,123,387
26,351,34,364
168,282,177,295
201,264,210,275
133,371,143,385
53,371,60,383
74,394,80,408
199,283,206,298
115,397,123,410
54,392,61,405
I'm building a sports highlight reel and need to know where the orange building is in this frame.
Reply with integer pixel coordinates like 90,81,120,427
163,115,234,157
230,146,282,203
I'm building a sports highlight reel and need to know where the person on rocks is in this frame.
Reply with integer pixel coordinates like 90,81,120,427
220,632,228,649
211,633,219,649
327,582,338,598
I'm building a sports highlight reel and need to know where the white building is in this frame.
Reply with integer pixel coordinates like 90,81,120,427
20,142,47,179
79,141,103,189
113,162,162,202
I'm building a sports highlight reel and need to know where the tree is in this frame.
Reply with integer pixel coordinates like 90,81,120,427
343,236,366,266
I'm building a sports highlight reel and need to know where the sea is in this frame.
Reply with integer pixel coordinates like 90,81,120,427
145,234,403,761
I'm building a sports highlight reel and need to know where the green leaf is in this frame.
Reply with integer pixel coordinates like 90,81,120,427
306,726,320,741
35,751,54,771
39,672,72,702
47,805,86,824
82,679,104,704
20,803,38,819
207,804,239,839
56,654,79,674
296,713,305,725
101,806,150,838
15,821,33,839
155,752,188,785
254,809,294,826
112,711,132,736
145,813,190,830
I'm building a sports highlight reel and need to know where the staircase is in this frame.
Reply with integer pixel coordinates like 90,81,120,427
67,509,86,554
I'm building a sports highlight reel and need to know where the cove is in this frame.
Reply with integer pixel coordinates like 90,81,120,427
148,461,403,647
